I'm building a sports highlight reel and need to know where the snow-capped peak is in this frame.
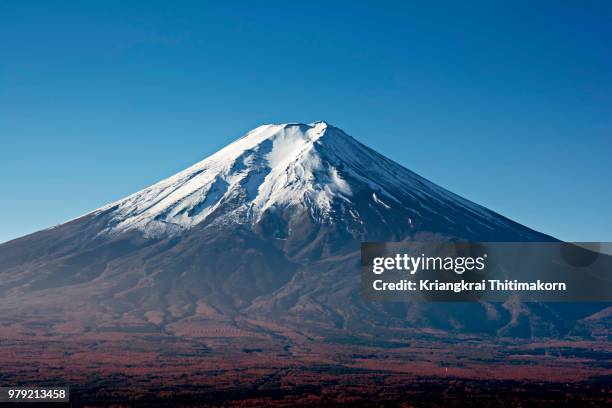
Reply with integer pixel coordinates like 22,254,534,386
99,122,359,236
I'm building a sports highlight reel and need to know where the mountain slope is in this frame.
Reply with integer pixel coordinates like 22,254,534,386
2,121,596,338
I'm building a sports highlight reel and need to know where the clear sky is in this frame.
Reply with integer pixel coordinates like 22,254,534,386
1,1,611,243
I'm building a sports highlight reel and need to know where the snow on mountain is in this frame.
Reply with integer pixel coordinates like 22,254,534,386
95,121,523,239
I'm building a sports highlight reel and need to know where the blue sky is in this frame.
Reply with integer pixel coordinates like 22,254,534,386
1,1,610,243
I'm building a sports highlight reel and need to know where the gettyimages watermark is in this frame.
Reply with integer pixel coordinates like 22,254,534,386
361,242,612,302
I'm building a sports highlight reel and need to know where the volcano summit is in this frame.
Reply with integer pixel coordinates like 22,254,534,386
94,121,546,241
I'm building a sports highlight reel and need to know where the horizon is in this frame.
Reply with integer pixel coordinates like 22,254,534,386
1,1,611,243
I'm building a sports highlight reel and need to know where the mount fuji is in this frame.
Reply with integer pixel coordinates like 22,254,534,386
0,121,604,338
